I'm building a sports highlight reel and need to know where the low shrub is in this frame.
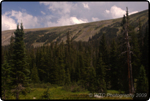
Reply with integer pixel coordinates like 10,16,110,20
29,83,52,88
41,87,50,100
62,82,86,92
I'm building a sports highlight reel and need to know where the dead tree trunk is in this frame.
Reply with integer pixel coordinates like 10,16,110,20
125,7,134,94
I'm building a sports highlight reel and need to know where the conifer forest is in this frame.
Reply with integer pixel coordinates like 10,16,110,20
1,7,149,100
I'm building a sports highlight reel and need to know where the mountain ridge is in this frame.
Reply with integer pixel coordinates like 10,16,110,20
2,9,149,47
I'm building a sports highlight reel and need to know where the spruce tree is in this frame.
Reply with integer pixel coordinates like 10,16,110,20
117,14,128,93
99,33,109,89
2,56,11,100
65,68,71,85
142,26,149,77
58,41,66,85
31,62,40,83
130,31,141,80
110,39,119,90
95,53,107,93
87,67,96,94
134,65,149,100
136,65,148,93
137,18,143,51
11,23,30,99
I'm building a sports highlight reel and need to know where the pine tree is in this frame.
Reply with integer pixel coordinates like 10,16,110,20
142,26,149,77
136,65,148,93
99,33,109,89
11,23,30,99
130,31,141,80
58,41,66,85
137,18,143,51
65,68,71,85
110,39,119,90
134,65,149,100
2,56,11,100
87,67,96,93
31,62,40,83
95,53,107,93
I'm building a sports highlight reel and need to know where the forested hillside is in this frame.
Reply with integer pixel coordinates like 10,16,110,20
1,8,149,100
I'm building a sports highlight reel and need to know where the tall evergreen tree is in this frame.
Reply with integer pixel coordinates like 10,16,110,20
31,62,40,83
86,67,96,94
11,23,30,99
134,65,149,100
99,33,110,89
117,14,128,93
2,56,11,100
137,18,143,51
142,26,149,77
110,39,119,90
136,65,148,93
95,53,107,93
58,41,66,85
65,68,71,85
130,31,141,80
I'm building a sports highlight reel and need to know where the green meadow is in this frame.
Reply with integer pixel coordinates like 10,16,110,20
5,84,132,100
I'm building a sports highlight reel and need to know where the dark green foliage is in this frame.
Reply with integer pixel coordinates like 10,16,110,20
91,27,119,40
137,18,144,52
57,41,66,85
41,87,50,99
86,67,96,93
133,65,149,100
99,33,110,89
65,68,71,85
136,65,148,93
110,39,119,90
141,25,149,77
117,13,129,93
130,31,141,80
1,56,11,100
11,23,30,99
95,53,107,93
31,62,40,83
62,82,86,92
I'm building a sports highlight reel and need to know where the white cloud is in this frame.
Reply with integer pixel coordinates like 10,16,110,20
129,11,138,15
110,5,126,18
11,10,39,29
105,5,140,19
2,13,16,31
71,17,88,24
40,2,73,15
105,10,110,14
92,17,99,21
41,11,46,15
82,3,90,9
45,16,88,27
2,10,40,31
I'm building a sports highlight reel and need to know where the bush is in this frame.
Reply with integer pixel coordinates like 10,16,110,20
21,87,31,95
29,83,52,88
62,82,86,92
41,87,50,99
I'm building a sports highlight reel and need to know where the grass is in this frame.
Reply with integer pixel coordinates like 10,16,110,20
107,90,125,94
4,85,133,100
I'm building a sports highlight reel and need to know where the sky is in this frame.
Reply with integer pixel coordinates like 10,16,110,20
2,1,149,31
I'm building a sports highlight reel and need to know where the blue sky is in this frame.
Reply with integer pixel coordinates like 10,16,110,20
2,1,148,31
